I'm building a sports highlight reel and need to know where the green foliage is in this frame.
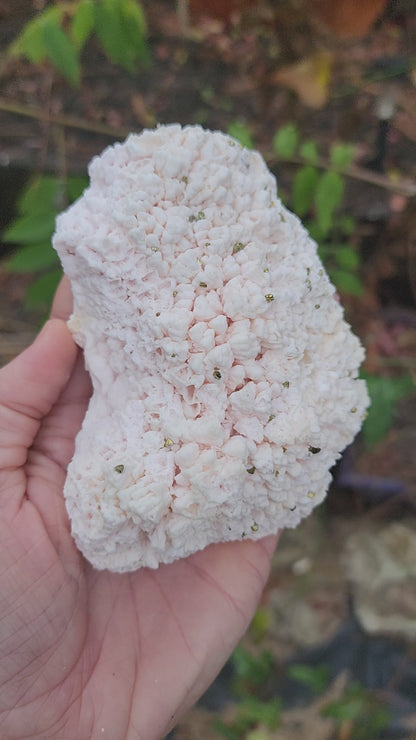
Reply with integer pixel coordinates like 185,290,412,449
71,0,95,50
330,143,355,169
273,124,363,297
249,606,273,643
231,646,274,695
327,268,363,296
41,15,81,87
10,5,64,65
293,165,319,217
288,662,330,694
245,730,270,740
25,269,64,311
272,124,298,158
2,174,88,310
213,696,281,739
94,0,148,73
5,243,61,273
17,175,61,214
299,140,319,164
8,0,149,86
214,641,392,740
361,372,415,447
321,681,390,739
3,212,57,245
315,170,344,238
213,646,279,739
227,121,254,149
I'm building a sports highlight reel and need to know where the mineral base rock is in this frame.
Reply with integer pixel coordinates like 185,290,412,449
53,124,369,571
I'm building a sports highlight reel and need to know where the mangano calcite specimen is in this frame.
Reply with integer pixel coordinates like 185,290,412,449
53,124,369,572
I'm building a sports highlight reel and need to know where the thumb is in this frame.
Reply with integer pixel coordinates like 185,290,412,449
0,319,78,464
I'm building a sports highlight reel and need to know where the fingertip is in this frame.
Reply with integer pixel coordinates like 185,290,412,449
260,532,280,559
51,275,73,321
36,318,78,378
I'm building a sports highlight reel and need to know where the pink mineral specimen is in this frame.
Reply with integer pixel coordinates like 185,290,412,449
53,124,369,571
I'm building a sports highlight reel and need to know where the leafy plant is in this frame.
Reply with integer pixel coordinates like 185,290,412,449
273,124,299,159
245,731,270,740
361,372,415,447
288,662,331,694
213,695,281,739
8,0,149,87
273,123,363,296
249,606,273,644
231,646,274,696
227,121,254,150
213,646,279,739
2,174,88,310
287,665,390,738
321,681,390,739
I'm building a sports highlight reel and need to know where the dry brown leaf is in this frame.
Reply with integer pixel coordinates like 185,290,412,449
306,0,389,38
272,51,332,109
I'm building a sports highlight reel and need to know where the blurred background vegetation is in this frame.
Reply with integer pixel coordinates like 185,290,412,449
1,1,416,738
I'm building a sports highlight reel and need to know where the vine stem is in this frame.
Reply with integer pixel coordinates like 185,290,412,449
266,152,416,198
0,96,131,139
1,95,416,197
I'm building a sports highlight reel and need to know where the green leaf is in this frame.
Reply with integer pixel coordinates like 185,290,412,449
236,696,281,731
3,212,57,245
212,718,239,740
71,0,95,50
8,6,64,64
8,17,47,63
330,142,356,169
322,683,390,738
42,19,81,86
309,222,325,243
17,176,60,215
315,170,344,237
293,165,319,216
94,0,135,72
67,175,89,202
119,0,149,64
317,243,330,262
288,663,330,693
250,606,272,642
361,373,415,447
25,269,62,310
334,246,360,270
323,696,365,722
227,121,254,149
339,214,355,235
246,731,270,740
232,646,273,690
273,124,298,158
214,697,281,739
5,243,60,273
330,269,363,295
299,140,319,164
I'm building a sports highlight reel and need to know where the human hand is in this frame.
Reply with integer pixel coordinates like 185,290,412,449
0,278,278,740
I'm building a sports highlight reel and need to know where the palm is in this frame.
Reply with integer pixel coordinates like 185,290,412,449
0,281,277,740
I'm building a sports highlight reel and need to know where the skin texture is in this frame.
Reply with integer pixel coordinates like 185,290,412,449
0,277,278,740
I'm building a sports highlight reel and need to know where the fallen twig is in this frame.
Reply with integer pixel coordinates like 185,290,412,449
267,153,416,198
0,97,132,139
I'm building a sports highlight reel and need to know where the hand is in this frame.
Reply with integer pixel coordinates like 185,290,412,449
0,277,278,740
